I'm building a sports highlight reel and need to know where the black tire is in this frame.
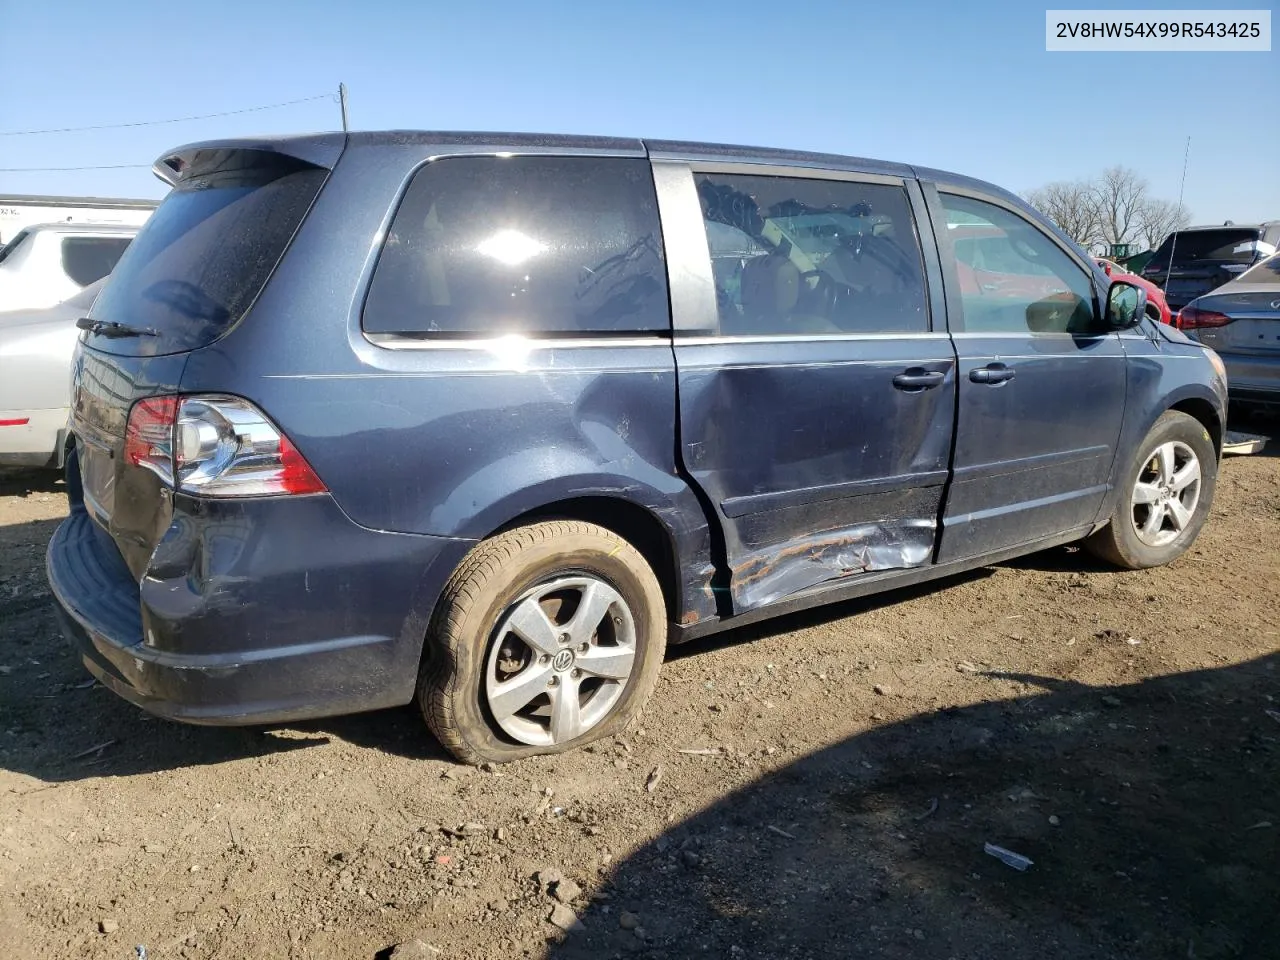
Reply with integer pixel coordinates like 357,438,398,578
418,520,667,765
1084,410,1218,569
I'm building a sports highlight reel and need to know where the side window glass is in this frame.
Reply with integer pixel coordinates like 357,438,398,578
694,173,928,336
61,237,133,286
364,156,669,337
941,195,1097,335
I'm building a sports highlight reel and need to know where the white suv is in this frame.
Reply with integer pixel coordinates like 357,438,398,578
0,222,137,312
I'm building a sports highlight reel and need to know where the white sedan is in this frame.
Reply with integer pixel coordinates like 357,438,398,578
0,278,105,468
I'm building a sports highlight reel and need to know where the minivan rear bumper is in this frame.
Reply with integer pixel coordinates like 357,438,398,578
47,498,471,726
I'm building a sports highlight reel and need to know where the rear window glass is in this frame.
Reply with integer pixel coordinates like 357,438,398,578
363,156,668,337
61,236,132,286
1150,228,1262,266
87,155,326,354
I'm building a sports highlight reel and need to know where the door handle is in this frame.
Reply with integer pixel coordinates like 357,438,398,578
969,362,1016,385
892,369,946,392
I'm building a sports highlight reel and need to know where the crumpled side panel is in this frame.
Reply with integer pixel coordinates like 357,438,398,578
731,518,936,610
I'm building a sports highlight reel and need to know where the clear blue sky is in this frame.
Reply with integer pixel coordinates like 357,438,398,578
1,0,1275,225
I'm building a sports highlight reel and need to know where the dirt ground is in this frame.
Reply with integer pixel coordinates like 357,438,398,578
1,415,1277,960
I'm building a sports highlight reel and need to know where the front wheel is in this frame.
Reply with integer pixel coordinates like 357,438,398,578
418,520,667,764
1084,410,1218,569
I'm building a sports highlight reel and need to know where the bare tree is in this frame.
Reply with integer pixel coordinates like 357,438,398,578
1028,166,1190,253
1025,180,1101,247
1136,197,1191,250
1091,166,1150,248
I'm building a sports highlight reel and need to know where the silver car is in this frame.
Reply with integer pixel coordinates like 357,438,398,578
1178,252,1280,408
0,278,105,467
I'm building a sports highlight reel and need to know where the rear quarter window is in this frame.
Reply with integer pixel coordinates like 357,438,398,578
363,156,669,337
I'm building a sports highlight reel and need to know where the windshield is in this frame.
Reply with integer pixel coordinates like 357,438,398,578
1148,228,1262,267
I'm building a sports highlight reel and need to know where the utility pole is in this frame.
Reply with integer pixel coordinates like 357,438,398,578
338,83,349,133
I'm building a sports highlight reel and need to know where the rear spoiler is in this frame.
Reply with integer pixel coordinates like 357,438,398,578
152,134,346,186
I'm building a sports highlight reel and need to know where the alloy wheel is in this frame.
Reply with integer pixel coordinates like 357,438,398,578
1131,440,1201,548
483,575,636,746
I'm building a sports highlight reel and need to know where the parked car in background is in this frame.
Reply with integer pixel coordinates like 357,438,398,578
1095,258,1173,324
0,223,137,312
1177,252,1280,408
1119,250,1154,275
47,132,1226,765
0,278,104,467
1142,221,1280,312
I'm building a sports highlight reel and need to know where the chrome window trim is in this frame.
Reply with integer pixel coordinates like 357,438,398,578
948,331,1115,340
365,331,963,350
686,161,904,186
364,334,672,351
675,332,951,346
677,357,957,371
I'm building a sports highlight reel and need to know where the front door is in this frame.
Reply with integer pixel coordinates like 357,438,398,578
930,188,1127,562
658,161,957,611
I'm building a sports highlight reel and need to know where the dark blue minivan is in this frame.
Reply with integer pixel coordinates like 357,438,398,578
47,133,1228,763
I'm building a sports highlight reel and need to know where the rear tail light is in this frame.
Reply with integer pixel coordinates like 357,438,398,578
124,395,326,497
124,397,180,481
1176,306,1233,330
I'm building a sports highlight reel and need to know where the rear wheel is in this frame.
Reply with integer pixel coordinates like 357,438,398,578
1084,411,1217,569
418,520,666,764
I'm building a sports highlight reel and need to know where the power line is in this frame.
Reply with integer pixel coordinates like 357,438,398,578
0,94,332,137
0,163,153,172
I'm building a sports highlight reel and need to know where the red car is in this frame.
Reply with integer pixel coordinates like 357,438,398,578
1095,258,1173,325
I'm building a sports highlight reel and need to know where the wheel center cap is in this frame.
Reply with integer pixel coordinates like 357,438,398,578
552,649,575,673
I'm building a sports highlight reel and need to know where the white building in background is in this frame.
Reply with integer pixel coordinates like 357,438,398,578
0,194,156,244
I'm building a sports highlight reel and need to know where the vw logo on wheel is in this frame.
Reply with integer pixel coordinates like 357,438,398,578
552,649,575,672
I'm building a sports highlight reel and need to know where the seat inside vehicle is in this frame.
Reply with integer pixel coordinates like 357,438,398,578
735,249,841,335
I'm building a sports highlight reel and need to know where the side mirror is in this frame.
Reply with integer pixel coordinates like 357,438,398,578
1106,280,1147,329
1025,293,1093,334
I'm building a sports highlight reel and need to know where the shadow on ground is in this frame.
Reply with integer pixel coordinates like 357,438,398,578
0,468,64,497
549,653,1280,960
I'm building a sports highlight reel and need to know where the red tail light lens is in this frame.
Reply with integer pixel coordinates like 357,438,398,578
275,434,328,495
124,396,180,482
125,394,325,497
1177,306,1233,330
